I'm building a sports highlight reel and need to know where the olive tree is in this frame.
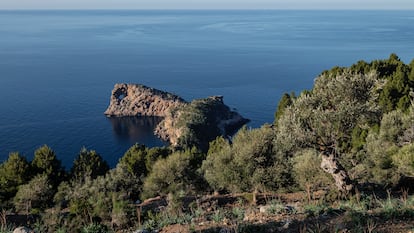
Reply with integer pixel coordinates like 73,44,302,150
276,71,381,194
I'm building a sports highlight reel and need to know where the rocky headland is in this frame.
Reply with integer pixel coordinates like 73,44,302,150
105,84,249,149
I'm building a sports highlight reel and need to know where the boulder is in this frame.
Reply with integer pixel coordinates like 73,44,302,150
13,227,33,233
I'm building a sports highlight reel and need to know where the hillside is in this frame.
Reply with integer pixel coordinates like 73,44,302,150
1,54,414,232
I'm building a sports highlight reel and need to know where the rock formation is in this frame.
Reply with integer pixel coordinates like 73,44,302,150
105,84,249,149
13,227,33,233
104,83,186,117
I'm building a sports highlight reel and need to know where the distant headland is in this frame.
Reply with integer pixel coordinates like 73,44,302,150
105,83,249,150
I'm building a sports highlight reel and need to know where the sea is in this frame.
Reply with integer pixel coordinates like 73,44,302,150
1,10,414,167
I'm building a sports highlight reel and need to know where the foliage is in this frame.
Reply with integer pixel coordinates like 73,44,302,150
0,225,13,233
201,136,232,192
0,152,31,204
177,97,223,150
81,223,109,233
303,202,331,217
2,54,414,231
118,144,170,179
314,54,414,186
276,70,380,154
391,143,414,176
274,92,294,124
322,54,414,113
142,209,193,230
111,197,129,230
0,228,13,233
170,96,246,151
32,145,66,186
202,125,291,193
142,148,204,199
54,163,139,230
351,126,369,152
70,148,109,182
276,70,381,193
292,149,333,193
13,174,54,214
34,206,68,233
358,105,414,187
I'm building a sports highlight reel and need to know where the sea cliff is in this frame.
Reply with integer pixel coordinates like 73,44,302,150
104,83,186,117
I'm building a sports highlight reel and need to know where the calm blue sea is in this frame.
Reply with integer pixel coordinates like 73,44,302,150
1,10,413,167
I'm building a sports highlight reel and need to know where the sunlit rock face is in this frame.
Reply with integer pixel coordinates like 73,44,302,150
104,83,186,117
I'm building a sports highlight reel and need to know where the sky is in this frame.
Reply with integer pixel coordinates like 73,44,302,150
0,0,413,10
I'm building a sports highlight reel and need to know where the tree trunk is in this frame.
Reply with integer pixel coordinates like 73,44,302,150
252,188,258,205
320,152,354,195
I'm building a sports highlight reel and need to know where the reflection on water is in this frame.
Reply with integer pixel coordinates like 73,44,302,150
107,116,168,147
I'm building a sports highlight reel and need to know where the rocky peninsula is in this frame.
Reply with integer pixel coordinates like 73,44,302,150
105,84,249,149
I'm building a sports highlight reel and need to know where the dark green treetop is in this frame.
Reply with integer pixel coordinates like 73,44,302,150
70,148,109,182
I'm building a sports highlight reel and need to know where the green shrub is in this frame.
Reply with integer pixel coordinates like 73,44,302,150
81,223,109,233
54,164,138,230
391,143,414,176
111,197,129,229
361,105,414,187
55,228,67,233
265,200,288,215
202,125,290,194
119,144,171,179
230,207,245,222
142,148,204,199
292,149,333,195
303,202,330,217
210,209,225,223
13,174,54,214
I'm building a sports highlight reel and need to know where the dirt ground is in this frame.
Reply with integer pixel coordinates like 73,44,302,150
153,191,414,233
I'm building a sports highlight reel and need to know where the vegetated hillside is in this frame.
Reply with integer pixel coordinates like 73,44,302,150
155,96,249,151
1,54,414,232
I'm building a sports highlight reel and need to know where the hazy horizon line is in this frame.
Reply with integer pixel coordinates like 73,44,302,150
0,8,413,11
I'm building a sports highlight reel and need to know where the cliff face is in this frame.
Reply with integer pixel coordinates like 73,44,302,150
105,84,249,150
104,83,186,117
